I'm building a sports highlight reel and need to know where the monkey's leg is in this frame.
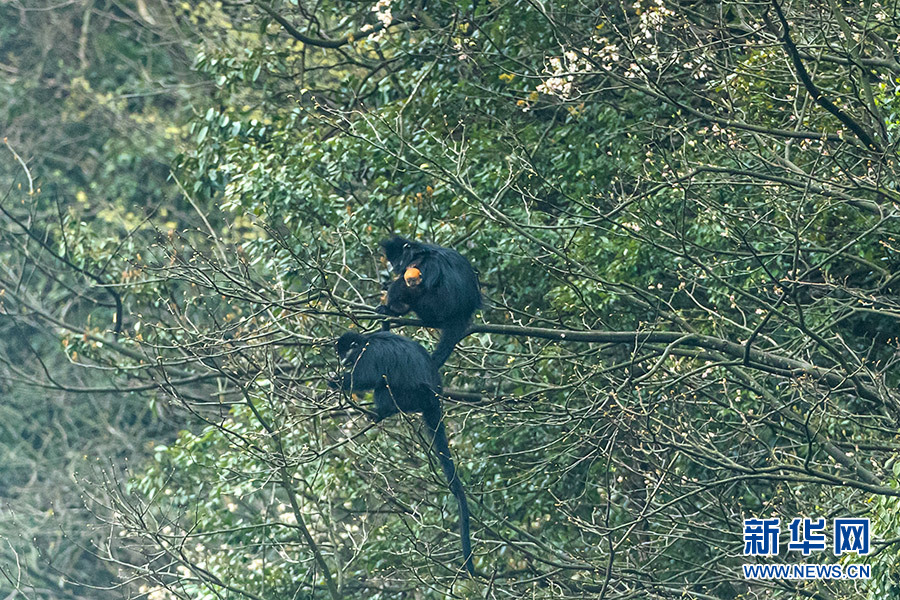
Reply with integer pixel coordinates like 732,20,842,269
372,387,401,422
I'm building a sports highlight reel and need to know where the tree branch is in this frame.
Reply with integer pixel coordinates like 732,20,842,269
256,0,407,49
768,0,882,152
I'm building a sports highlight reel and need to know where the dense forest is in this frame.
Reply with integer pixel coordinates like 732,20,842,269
1,0,900,598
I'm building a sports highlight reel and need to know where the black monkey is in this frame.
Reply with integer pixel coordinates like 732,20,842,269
376,236,481,366
331,331,475,575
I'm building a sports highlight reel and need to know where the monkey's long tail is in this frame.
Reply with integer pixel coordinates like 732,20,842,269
431,320,470,367
422,409,474,576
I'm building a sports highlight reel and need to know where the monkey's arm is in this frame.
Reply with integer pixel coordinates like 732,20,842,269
375,277,413,316
332,371,373,391
327,374,355,391
332,350,388,392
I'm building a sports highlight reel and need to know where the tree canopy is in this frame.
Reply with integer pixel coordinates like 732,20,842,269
1,0,900,598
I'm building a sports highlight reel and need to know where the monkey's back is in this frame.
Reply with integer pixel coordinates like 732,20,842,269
364,332,442,392
414,245,481,326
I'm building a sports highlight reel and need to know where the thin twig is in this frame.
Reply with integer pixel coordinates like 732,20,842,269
4,137,33,195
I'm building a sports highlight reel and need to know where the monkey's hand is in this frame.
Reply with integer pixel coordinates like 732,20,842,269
340,393,381,421
327,375,341,390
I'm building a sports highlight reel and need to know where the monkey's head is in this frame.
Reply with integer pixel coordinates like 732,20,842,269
403,266,422,287
336,332,366,365
380,236,421,274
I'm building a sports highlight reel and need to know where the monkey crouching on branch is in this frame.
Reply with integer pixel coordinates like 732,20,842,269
376,235,481,367
330,331,475,576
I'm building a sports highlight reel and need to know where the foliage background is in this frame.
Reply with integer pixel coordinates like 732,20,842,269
1,0,899,598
